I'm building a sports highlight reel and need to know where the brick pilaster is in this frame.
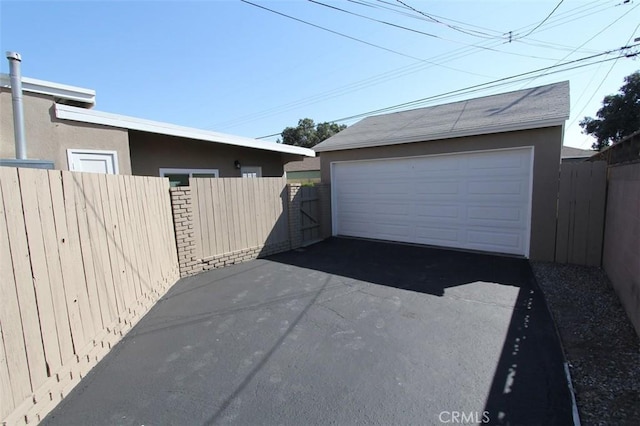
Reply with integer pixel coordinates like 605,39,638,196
169,187,202,277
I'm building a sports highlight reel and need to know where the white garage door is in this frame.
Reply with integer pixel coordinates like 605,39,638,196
331,148,533,257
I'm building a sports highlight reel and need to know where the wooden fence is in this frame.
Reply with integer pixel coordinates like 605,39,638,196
555,161,607,266
0,168,179,425
191,177,289,261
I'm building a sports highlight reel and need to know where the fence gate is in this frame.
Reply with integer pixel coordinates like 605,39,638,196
555,161,607,266
299,185,321,244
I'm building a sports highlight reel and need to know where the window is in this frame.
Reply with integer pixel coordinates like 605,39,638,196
159,168,219,187
241,166,262,178
67,149,119,174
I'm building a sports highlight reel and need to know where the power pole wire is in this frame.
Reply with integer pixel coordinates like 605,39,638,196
256,46,637,139
240,0,490,77
516,0,565,40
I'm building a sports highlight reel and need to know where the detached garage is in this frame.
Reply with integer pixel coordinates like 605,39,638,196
314,81,570,261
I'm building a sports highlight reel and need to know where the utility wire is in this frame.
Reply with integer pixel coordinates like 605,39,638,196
394,0,497,39
350,0,504,38
517,0,565,39
256,47,637,139
308,0,440,39
225,0,618,132
239,0,421,61
308,0,561,61
569,21,640,144
519,3,638,88
240,0,490,77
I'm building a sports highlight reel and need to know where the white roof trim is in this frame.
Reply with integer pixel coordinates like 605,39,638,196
55,104,315,157
1,74,95,106
314,117,567,152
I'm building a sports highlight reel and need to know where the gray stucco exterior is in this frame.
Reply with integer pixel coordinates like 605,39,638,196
128,130,296,178
1,89,132,174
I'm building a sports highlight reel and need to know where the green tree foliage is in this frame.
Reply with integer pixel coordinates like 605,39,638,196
280,118,347,148
580,71,640,151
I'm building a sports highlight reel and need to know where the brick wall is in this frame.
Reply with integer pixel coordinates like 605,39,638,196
169,187,201,277
170,183,330,278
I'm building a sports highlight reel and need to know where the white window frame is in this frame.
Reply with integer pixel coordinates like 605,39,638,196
241,166,262,178
159,168,220,178
67,149,119,174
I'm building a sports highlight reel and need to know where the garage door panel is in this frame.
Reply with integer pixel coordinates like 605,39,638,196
415,181,460,195
468,154,525,170
414,226,461,244
468,180,524,195
467,230,523,252
374,202,411,216
372,182,412,195
333,148,532,256
374,223,412,239
467,206,523,222
415,204,460,220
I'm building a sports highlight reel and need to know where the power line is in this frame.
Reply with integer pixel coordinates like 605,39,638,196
308,0,441,39
348,0,504,38
517,0,565,39
513,0,623,39
569,21,640,147
256,47,637,139
239,0,422,61
216,3,580,131
240,0,491,78
518,3,638,88
308,0,561,61
394,0,498,39
226,0,621,133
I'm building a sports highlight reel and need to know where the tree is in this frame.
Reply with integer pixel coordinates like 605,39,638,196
280,118,347,148
580,71,640,151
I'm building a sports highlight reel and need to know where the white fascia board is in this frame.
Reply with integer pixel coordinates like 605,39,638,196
55,104,315,157
1,74,95,106
314,117,568,152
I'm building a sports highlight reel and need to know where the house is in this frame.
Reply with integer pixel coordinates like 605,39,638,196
561,145,594,163
313,81,570,261
0,75,314,185
284,156,321,183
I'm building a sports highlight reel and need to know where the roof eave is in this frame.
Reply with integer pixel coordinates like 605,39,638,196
55,104,315,157
1,74,95,107
314,117,568,152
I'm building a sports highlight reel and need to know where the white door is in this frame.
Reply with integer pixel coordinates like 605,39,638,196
331,148,533,257
67,149,118,174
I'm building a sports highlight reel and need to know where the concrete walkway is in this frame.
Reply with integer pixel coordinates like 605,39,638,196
43,238,573,425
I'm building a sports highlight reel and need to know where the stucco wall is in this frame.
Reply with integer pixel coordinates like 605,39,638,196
129,130,292,177
319,126,563,261
602,162,640,337
0,89,131,174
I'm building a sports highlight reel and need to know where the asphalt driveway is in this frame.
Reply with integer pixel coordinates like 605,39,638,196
43,238,573,425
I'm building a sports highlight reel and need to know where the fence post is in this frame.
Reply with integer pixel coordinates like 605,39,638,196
169,186,201,277
316,184,332,239
288,183,302,249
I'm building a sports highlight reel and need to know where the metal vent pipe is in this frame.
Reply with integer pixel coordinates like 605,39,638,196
6,51,27,160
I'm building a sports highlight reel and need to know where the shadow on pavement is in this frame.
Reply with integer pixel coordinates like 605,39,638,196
269,238,574,425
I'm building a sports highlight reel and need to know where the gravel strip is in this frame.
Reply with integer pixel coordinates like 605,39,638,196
531,262,640,426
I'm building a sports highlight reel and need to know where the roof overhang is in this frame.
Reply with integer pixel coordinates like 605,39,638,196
314,117,568,152
55,104,315,157
1,74,95,107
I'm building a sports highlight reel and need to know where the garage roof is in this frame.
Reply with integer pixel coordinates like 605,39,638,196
314,81,570,152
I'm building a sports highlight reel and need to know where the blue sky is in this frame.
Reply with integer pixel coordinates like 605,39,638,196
1,0,638,149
